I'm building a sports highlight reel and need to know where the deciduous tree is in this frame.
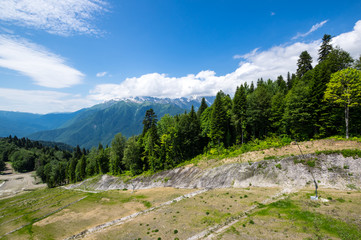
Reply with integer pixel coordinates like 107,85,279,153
324,68,361,139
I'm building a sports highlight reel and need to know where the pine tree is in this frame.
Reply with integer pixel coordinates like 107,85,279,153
209,91,227,146
310,48,354,137
142,109,158,136
140,109,159,172
283,81,313,139
232,85,247,144
75,155,86,181
287,72,292,90
318,34,333,63
250,82,255,93
246,84,272,139
197,97,208,118
296,51,313,78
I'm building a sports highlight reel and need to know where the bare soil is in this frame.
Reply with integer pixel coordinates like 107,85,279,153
195,139,361,169
0,163,46,199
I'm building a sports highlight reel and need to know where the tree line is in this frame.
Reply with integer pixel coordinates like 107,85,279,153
1,34,361,187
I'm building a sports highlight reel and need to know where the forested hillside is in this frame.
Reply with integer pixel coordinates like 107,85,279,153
28,101,188,149
1,34,361,189
0,111,81,138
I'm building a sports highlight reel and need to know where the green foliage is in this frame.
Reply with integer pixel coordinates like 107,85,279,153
306,159,316,167
209,91,228,146
10,149,36,173
325,68,361,107
109,133,126,175
316,148,361,159
233,85,247,144
246,80,276,140
284,81,312,139
2,44,361,190
186,135,292,164
354,55,361,71
29,101,186,149
197,97,208,118
0,158,5,172
296,51,313,78
318,34,333,63
123,136,142,175
324,68,361,138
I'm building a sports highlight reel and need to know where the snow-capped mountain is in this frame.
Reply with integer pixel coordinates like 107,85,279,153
108,96,215,111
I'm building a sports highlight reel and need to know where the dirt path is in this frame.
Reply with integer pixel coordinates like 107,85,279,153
0,163,46,199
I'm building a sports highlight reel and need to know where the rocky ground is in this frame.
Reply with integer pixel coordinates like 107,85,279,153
0,163,46,199
66,152,360,193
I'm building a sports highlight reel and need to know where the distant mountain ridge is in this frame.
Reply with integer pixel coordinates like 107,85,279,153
107,96,215,111
0,110,82,138
26,96,215,149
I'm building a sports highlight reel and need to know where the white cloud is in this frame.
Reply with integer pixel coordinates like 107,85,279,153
0,35,84,88
89,41,320,101
0,88,95,114
292,20,328,40
96,71,108,77
89,20,361,102
332,20,361,58
0,0,108,36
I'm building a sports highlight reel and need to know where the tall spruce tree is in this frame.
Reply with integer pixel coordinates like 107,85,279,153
142,109,158,136
197,97,208,118
296,51,313,78
140,109,159,172
232,85,247,144
318,34,333,63
209,91,227,146
310,48,354,137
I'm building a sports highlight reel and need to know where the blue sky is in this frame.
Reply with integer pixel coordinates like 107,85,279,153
0,0,361,113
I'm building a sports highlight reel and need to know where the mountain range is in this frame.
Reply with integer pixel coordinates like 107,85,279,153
1,96,215,149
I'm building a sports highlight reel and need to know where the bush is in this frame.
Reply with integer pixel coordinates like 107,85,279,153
10,149,35,172
0,159,5,172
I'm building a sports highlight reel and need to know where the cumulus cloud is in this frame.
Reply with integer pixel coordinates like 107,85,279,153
0,88,95,114
89,20,361,102
0,35,84,88
332,20,361,58
96,71,108,77
292,20,328,40
0,0,108,36
89,71,224,101
89,41,321,101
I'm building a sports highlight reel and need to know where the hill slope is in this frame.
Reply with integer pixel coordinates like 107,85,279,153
28,101,186,149
0,111,81,138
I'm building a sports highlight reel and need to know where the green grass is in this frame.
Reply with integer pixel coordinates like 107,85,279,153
254,198,361,240
316,149,361,159
178,135,292,167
